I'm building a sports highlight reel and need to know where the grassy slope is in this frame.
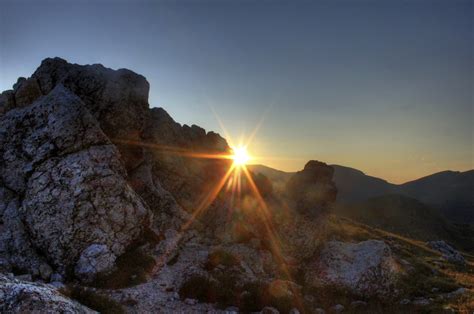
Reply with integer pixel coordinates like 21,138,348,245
325,215,474,313
333,194,474,253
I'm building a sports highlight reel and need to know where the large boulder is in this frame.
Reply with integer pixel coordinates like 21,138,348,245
305,240,400,298
286,160,337,216
0,85,150,281
0,274,95,313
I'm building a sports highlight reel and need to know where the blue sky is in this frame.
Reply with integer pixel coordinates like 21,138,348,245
1,0,472,183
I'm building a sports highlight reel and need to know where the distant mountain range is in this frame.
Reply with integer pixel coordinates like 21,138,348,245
248,164,474,224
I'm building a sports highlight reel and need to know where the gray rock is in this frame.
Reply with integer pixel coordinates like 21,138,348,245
225,306,240,313
184,298,197,305
49,281,66,290
0,90,15,116
412,298,430,306
50,273,64,283
0,85,150,282
314,309,326,314
399,298,410,305
306,240,400,298
286,160,337,216
426,241,466,265
350,300,367,308
13,77,43,107
261,307,279,314
332,304,345,312
75,244,117,283
289,308,301,314
15,274,32,282
0,274,95,313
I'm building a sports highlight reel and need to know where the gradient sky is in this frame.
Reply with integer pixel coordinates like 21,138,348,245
1,0,472,183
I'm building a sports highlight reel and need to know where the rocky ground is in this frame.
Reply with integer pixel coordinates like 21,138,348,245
0,58,472,313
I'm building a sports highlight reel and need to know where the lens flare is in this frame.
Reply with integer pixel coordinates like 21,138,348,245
231,146,250,166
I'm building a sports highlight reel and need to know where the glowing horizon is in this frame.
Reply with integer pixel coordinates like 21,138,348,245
1,0,471,184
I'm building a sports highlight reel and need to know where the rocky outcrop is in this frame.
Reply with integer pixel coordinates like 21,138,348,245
143,107,231,212
0,57,234,284
427,241,466,265
305,240,400,298
286,160,337,216
0,274,95,313
0,80,150,282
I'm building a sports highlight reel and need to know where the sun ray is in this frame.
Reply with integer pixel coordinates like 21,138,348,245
241,165,305,311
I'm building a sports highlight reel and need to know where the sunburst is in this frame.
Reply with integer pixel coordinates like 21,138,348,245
113,113,302,308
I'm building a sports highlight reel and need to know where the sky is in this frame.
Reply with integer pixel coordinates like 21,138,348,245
1,0,472,183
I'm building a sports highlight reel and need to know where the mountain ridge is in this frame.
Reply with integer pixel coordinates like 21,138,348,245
249,163,474,223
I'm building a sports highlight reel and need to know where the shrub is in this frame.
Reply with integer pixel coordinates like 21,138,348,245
91,247,156,289
204,249,239,270
67,285,124,314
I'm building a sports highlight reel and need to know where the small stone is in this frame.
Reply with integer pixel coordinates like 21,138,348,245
350,300,367,308
16,274,33,282
289,308,301,314
50,273,64,283
332,304,344,312
399,299,410,305
261,307,279,314
444,287,466,299
412,298,430,306
49,281,65,289
315,309,326,314
184,298,197,305
224,306,239,314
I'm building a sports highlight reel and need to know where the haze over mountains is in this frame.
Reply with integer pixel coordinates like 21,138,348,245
249,164,474,224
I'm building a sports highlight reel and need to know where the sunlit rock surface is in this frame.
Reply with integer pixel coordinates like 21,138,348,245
305,240,400,297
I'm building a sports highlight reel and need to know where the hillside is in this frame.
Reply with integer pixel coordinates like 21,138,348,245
334,194,474,252
249,164,474,224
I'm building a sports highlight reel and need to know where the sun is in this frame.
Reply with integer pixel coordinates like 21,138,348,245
231,146,250,166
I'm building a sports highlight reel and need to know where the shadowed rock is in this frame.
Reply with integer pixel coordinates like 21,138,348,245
286,160,337,216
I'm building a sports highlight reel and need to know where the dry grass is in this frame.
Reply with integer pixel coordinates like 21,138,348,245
323,215,474,312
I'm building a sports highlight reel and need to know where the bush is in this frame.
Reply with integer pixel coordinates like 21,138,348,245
179,275,301,313
179,274,218,303
91,247,156,289
67,286,124,314
205,249,239,270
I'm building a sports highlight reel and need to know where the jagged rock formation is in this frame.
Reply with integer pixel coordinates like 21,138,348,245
286,160,337,216
0,57,230,285
305,240,400,298
0,274,95,313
